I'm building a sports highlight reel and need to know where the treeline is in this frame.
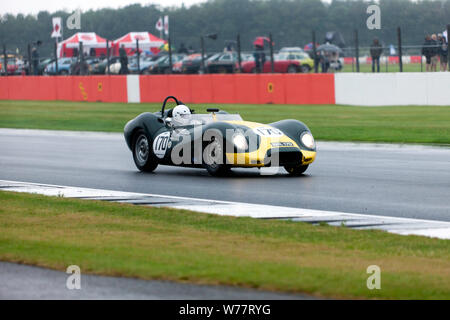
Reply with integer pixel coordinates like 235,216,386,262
1,0,449,57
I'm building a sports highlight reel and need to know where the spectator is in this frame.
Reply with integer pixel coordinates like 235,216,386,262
370,38,383,73
319,50,330,73
438,33,448,71
119,44,128,74
253,44,265,73
31,47,39,75
422,35,433,72
430,34,439,72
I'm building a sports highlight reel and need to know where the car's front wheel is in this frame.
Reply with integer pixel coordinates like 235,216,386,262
203,140,230,176
132,129,158,173
284,164,309,176
300,65,311,73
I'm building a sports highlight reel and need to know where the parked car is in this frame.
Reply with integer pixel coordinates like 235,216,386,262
129,55,162,74
70,57,101,75
91,57,120,74
280,47,305,54
241,54,302,73
44,57,75,75
38,58,55,75
146,54,186,74
173,53,204,74
109,61,122,74
205,52,252,73
278,52,314,73
1,55,23,75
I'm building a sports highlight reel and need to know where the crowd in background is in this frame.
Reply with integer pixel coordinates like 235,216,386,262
422,34,448,72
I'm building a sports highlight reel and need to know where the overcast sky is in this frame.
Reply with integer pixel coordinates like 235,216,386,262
1,0,336,15
0,0,209,15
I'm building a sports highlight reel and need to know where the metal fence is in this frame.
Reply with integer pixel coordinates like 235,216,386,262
1,25,449,76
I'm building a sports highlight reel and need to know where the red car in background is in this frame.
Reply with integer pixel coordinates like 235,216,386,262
241,53,302,73
172,54,203,74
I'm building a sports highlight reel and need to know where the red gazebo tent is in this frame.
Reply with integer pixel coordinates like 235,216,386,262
113,32,166,56
58,32,108,57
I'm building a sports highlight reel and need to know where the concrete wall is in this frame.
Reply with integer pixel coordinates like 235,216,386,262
335,73,450,106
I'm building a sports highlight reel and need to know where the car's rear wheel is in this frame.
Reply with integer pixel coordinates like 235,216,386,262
287,65,298,73
203,139,230,176
284,164,309,176
300,65,311,73
132,129,158,173
217,66,228,74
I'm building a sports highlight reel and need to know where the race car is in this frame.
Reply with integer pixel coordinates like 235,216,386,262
124,96,316,176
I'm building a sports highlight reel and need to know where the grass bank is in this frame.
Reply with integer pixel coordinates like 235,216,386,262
0,100,449,144
0,191,449,299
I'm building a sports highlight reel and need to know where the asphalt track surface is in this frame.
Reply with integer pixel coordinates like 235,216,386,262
1,129,449,299
0,129,449,222
0,262,308,300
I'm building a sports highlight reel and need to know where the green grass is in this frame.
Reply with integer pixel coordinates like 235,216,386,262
0,191,449,299
342,63,424,73
0,100,449,144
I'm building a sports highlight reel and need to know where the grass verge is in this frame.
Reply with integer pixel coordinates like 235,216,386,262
0,191,449,299
0,100,449,144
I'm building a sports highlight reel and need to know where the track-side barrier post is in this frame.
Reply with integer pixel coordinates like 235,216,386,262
136,39,140,73
27,43,32,75
397,27,403,72
312,31,318,73
79,41,84,75
168,35,173,74
54,42,59,75
269,33,274,73
106,40,110,75
200,36,206,74
237,34,242,73
447,24,450,72
354,29,360,73
3,44,8,76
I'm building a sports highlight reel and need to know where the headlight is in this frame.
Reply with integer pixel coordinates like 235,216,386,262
233,134,248,151
301,132,315,149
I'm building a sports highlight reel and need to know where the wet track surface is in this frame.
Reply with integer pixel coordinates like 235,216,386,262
0,262,309,300
1,129,449,299
0,129,449,221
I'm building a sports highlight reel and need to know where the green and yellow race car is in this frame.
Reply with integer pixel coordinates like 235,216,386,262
124,96,316,176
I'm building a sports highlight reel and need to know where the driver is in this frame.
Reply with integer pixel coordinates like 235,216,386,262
172,105,192,127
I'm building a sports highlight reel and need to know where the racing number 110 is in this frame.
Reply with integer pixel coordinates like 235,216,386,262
155,135,170,152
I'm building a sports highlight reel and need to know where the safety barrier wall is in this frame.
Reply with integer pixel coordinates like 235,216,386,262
0,74,336,105
0,76,128,103
138,74,335,105
335,73,450,106
2,73,449,106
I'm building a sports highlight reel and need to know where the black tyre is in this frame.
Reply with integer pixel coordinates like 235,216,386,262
287,65,298,73
300,65,311,73
59,69,69,76
203,139,230,176
132,129,158,173
284,164,309,176
217,66,228,74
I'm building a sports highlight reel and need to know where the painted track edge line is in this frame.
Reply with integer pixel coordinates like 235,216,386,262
1,179,450,227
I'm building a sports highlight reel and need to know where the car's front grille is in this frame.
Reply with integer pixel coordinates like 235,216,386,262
264,149,302,166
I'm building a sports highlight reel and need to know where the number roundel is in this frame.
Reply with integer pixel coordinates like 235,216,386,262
153,132,171,159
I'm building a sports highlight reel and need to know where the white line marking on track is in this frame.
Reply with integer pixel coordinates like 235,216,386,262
1,179,449,240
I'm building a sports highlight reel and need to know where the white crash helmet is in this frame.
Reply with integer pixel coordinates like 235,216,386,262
172,105,191,126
